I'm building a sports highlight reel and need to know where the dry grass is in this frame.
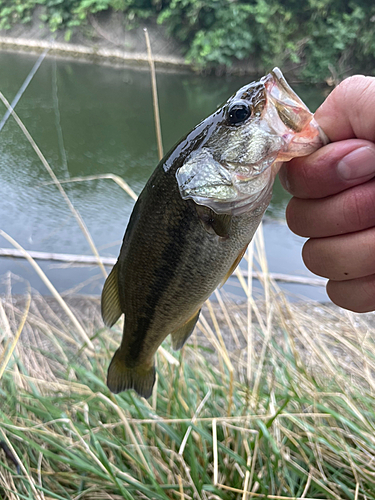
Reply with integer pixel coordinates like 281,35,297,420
1,231,375,500
1,54,375,500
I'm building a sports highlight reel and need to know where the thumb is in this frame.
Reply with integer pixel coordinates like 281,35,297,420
315,75,375,142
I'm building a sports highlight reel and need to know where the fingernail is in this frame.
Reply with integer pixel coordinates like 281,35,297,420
337,146,375,180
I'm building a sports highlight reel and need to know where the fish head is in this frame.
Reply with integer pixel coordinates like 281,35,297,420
176,67,328,215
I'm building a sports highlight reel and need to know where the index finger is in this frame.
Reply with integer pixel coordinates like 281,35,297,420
279,139,375,199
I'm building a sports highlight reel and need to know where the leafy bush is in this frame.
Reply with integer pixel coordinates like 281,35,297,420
158,0,299,69
158,0,375,81
0,0,374,81
0,0,152,31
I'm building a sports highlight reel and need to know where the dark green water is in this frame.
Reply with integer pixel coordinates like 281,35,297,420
0,51,328,300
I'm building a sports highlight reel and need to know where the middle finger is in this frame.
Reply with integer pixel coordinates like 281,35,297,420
286,179,375,238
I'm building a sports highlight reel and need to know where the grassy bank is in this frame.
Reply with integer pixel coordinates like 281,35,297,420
1,43,375,500
1,251,375,499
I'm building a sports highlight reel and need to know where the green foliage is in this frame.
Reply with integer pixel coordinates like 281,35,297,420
158,0,375,81
0,0,37,29
300,2,375,81
0,0,374,81
157,0,297,68
0,0,153,31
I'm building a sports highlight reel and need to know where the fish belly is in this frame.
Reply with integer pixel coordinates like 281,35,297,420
118,194,268,367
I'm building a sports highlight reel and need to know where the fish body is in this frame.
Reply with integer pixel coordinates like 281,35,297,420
101,68,328,398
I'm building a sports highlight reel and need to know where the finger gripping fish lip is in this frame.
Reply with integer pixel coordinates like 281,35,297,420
175,68,326,215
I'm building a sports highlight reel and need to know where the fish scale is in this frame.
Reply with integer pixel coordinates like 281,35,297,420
101,67,328,398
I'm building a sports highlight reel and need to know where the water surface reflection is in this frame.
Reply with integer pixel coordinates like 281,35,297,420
0,52,328,301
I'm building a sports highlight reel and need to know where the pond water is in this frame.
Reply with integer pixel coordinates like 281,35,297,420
0,51,329,301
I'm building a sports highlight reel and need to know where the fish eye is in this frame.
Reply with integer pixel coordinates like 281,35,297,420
228,101,251,126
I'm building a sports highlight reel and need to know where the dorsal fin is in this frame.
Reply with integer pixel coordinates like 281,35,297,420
101,262,122,327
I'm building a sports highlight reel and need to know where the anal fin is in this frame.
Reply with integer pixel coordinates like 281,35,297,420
171,309,201,351
220,245,248,287
101,262,122,327
107,349,156,399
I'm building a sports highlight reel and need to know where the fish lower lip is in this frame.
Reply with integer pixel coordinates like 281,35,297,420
235,172,255,181
229,164,270,182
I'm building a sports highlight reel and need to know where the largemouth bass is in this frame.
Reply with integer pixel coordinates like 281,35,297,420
101,68,328,398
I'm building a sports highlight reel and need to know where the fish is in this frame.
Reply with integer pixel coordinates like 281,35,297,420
101,67,328,398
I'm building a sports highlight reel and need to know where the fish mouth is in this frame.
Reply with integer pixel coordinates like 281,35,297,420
261,68,329,159
176,147,278,216
176,68,328,216
262,67,313,133
226,155,278,182
181,160,278,217
192,171,275,217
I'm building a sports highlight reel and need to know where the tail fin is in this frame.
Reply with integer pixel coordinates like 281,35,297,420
107,349,156,399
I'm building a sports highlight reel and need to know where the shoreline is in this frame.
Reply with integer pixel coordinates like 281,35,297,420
0,35,190,72
0,10,259,75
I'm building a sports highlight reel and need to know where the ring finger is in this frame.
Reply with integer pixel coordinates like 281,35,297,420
303,227,375,281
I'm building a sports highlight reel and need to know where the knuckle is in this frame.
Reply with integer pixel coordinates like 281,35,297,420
286,198,318,237
326,280,351,310
284,156,320,198
343,183,375,230
361,276,375,300
339,75,375,140
326,280,343,308
339,75,373,105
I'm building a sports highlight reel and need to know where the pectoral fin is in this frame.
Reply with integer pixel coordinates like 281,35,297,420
101,262,122,327
220,245,248,287
171,309,201,350
195,204,232,238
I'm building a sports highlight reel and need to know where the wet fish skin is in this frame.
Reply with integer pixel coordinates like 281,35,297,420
101,68,326,398
103,145,268,398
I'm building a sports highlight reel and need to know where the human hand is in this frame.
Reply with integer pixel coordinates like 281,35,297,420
279,75,375,312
